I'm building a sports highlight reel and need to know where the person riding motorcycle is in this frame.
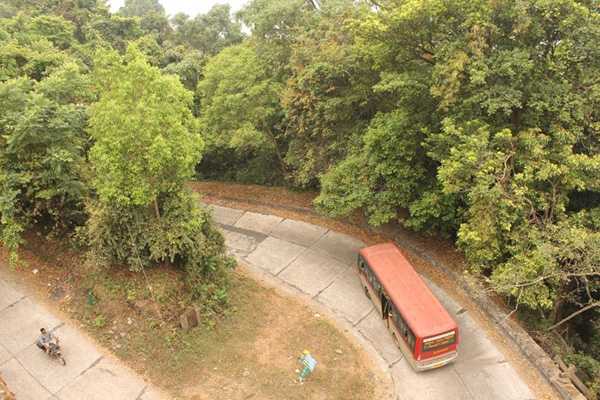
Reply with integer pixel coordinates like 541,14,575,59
36,328,58,353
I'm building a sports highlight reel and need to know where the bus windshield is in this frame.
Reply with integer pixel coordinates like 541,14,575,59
422,331,456,352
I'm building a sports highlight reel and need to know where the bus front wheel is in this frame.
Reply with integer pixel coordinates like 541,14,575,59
364,286,370,299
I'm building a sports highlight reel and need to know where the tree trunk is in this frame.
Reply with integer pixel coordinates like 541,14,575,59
154,198,161,220
550,295,563,325
265,128,288,175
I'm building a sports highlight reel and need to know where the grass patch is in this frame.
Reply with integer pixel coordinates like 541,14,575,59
8,235,378,399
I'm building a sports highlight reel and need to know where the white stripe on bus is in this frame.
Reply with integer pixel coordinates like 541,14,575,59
423,331,455,342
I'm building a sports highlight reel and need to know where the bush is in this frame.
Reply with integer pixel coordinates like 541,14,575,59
564,353,600,396
83,190,234,304
197,146,284,185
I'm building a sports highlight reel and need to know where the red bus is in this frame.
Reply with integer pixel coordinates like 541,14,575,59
358,243,458,371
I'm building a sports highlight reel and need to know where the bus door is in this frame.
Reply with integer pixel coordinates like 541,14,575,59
381,294,400,346
381,293,391,322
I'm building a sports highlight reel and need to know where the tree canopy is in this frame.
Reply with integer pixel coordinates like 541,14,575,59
0,2,234,304
89,46,201,207
119,0,165,17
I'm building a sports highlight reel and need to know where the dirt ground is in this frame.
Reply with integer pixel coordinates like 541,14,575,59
190,180,560,400
1,232,382,400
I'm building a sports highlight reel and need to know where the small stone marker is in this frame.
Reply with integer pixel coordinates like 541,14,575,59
180,307,200,331
298,350,317,382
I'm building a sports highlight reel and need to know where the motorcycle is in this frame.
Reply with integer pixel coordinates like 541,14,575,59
46,339,66,366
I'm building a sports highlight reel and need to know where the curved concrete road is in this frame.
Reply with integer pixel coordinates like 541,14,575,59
0,271,164,400
209,204,537,400
0,204,539,400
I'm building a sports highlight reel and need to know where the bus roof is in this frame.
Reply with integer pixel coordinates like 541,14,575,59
359,243,457,338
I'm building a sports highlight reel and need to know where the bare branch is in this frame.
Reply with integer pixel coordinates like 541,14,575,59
583,277,593,302
502,288,522,322
548,301,600,331
495,271,600,290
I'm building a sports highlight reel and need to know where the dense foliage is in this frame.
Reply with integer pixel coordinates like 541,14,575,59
0,0,598,388
0,14,93,263
0,0,234,303
85,46,231,300
197,43,285,184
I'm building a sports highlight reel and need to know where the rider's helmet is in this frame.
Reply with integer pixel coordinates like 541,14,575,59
40,328,46,334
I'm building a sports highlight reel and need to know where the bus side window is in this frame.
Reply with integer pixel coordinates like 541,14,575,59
366,266,375,286
362,262,383,296
358,257,368,275
373,278,381,294
392,306,405,335
401,319,408,339
391,305,415,351
392,307,400,325
408,331,416,352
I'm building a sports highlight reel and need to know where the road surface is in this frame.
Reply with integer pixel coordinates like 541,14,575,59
0,269,164,400
0,204,541,400
210,204,537,400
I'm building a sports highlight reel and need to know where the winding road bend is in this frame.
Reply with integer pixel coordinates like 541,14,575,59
210,204,538,400
0,204,543,400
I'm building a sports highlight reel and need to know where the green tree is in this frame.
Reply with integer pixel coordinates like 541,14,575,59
87,45,231,300
0,15,72,81
119,0,164,17
25,15,76,49
316,110,430,225
83,15,143,52
118,0,171,44
172,5,243,56
283,1,378,187
318,0,600,328
0,0,110,40
89,46,201,211
197,43,286,183
162,47,205,91
139,10,171,43
0,63,92,263
238,0,314,80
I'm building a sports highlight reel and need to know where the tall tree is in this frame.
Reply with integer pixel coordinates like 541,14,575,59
0,15,73,81
173,5,243,57
119,0,164,17
89,45,201,210
317,0,600,324
118,0,170,43
0,14,93,263
283,1,378,187
0,0,110,40
0,63,92,263
197,43,285,183
83,14,143,52
238,0,314,80
87,45,230,299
